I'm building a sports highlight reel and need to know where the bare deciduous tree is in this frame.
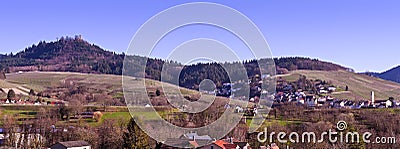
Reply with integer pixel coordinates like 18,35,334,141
3,115,18,147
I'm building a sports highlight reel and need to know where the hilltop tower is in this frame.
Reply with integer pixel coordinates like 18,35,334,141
75,34,83,40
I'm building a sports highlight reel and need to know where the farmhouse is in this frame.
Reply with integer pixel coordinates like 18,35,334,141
374,99,393,108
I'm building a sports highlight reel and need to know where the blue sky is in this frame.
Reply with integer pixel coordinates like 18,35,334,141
0,0,399,72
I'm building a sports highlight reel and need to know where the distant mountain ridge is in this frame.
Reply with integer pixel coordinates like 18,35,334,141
361,66,400,84
0,36,351,89
379,66,400,82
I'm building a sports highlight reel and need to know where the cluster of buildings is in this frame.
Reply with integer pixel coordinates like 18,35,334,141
0,98,64,106
0,130,282,149
216,83,232,97
162,132,278,149
1,129,278,148
274,90,399,109
1,98,42,105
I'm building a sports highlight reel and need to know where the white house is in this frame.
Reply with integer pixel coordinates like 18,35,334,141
374,99,393,108
328,87,336,92
319,90,328,94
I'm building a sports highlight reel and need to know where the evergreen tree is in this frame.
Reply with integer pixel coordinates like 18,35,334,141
123,118,149,149
58,105,70,121
29,89,35,96
7,89,15,100
155,89,161,96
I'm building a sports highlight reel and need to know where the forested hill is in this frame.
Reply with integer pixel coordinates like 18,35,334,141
379,66,400,83
0,36,350,87
0,36,124,74
362,66,400,84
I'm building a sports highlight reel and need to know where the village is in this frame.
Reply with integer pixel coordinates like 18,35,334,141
228,74,400,111
270,76,399,109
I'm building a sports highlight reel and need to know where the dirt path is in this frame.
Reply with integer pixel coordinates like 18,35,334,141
2,87,29,96
17,86,31,93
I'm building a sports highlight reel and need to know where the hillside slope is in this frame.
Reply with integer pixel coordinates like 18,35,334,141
1,71,242,111
2,71,203,98
282,70,400,100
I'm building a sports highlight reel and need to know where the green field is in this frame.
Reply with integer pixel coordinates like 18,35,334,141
0,108,37,125
0,104,177,127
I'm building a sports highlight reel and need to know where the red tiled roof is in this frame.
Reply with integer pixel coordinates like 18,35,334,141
188,141,199,148
213,140,238,149
214,140,228,149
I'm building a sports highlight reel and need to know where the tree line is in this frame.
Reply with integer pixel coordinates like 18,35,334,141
0,36,350,89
